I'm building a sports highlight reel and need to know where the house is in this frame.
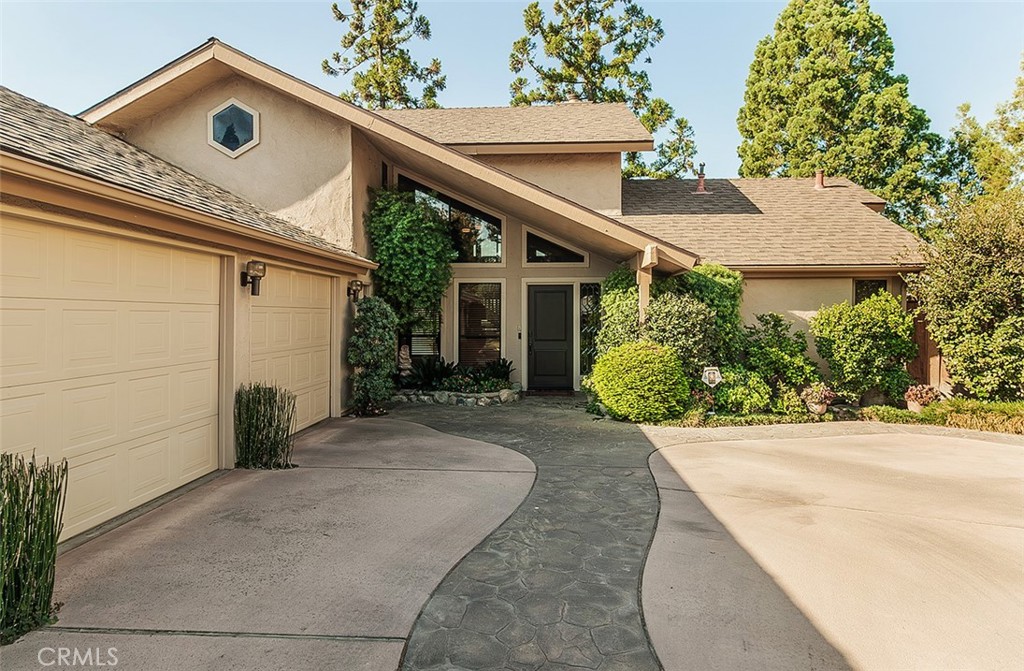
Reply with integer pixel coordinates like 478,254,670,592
0,39,925,539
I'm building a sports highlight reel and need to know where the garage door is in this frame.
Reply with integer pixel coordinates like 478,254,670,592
0,216,220,539
249,267,331,431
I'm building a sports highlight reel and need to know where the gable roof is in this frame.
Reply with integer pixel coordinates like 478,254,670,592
79,38,697,272
375,103,653,153
0,86,372,265
617,177,926,270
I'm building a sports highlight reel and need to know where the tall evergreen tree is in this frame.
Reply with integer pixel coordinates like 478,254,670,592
945,57,1024,199
509,0,697,178
737,0,941,225
322,0,445,109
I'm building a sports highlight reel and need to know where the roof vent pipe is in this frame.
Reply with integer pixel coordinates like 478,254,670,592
693,162,711,195
815,169,825,190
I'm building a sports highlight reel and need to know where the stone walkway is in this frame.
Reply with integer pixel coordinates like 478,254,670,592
393,397,663,671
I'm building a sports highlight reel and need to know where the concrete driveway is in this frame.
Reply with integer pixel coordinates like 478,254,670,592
1,418,534,670
641,423,1024,671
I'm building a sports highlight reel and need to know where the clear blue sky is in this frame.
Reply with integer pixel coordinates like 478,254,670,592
1,1,1021,177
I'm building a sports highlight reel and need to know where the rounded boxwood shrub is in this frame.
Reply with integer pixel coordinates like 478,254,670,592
348,296,398,415
590,341,690,423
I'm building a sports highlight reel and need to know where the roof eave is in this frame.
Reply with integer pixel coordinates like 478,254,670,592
451,140,654,155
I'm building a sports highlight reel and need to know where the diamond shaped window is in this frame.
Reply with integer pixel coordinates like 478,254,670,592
208,100,259,157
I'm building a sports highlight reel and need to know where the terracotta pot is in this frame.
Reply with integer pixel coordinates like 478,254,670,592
806,401,828,416
907,400,923,414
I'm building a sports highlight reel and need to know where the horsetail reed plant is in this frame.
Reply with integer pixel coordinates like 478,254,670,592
2,453,68,645
234,383,297,469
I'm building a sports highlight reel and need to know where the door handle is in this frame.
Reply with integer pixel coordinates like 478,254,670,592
528,340,534,355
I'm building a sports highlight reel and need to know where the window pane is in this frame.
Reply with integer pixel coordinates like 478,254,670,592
855,279,888,304
212,104,254,151
459,283,501,367
398,175,502,263
408,306,441,360
580,283,601,376
526,232,585,263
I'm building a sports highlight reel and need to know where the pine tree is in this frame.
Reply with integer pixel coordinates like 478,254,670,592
509,0,697,178
737,0,941,225
322,0,445,109
945,57,1024,198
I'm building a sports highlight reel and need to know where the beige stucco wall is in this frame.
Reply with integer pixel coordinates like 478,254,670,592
476,153,622,215
741,276,902,364
123,75,356,249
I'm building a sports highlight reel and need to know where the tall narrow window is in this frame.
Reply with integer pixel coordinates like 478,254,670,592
408,306,441,361
397,175,502,263
458,283,501,367
854,279,888,304
580,283,601,375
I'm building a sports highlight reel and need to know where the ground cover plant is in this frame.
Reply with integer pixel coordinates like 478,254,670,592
403,357,515,394
235,383,296,469
1,453,68,645
860,400,1024,434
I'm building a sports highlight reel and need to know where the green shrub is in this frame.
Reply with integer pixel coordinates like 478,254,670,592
744,313,820,391
905,188,1024,400
596,284,639,357
714,367,773,414
2,453,68,644
478,358,515,383
810,292,917,402
235,383,296,469
439,375,509,394
772,386,807,415
643,292,717,378
590,341,690,423
348,296,398,415
679,263,744,361
365,188,457,331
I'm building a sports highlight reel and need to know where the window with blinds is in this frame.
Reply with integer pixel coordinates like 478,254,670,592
458,283,501,367
409,307,441,360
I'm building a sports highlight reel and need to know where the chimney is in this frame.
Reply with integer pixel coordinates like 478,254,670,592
693,162,711,195
814,169,825,190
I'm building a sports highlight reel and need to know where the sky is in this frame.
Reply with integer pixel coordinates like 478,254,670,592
1,1,1021,177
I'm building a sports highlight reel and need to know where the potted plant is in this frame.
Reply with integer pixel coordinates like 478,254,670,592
800,382,837,415
904,384,940,413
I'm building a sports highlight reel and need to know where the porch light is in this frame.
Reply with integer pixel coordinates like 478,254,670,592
347,279,365,300
240,260,266,296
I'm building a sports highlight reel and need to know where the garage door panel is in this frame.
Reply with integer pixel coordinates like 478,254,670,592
179,420,217,479
1,217,221,540
64,447,123,536
0,391,48,458
128,436,171,504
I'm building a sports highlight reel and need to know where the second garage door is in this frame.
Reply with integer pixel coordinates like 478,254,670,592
249,267,332,431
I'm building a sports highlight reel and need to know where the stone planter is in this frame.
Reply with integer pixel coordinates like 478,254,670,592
805,401,829,416
906,400,923,414
391,385,522,407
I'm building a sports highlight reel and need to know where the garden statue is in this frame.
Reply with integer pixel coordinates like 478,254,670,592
398,344,412,378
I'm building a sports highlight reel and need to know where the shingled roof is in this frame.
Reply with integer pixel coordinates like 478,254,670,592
376,102,652,147
0,86,370,263
616,177,926,269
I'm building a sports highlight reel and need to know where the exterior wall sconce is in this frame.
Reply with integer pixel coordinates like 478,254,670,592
240,260,266,296
347,279,365,300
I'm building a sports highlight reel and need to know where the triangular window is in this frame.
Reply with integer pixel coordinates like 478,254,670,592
525,232,585,264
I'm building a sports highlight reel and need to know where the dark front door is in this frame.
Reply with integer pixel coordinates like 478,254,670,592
528,284,573,389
